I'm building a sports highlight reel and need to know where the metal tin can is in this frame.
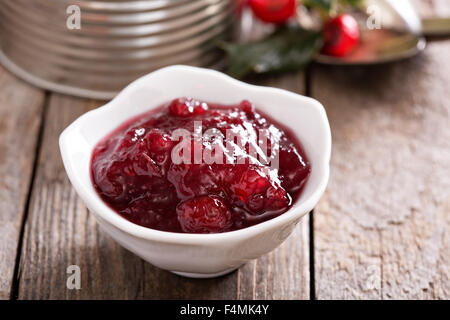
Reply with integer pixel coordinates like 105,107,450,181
0,0,234,99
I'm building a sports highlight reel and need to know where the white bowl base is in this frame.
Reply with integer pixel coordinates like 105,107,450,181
171,266,241,279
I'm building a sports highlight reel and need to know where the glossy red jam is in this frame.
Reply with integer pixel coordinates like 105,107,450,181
91,98,310,234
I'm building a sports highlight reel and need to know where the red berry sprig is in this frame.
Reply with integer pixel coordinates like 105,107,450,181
223,0,363,77
245,1,360,57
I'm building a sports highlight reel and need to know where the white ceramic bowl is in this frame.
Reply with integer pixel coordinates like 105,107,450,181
59,65,331,278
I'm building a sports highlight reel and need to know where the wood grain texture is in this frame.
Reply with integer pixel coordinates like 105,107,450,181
0,65,45,299
312,40,450,299
17,72,310,299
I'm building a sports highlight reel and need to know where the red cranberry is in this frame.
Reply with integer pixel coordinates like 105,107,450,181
239,100,255,113
249,0,297,24
279,148,311,193
146,129,172,152
194,102,209,115
232,168,270,198
265,186,290,210
322,14,360,57
176,195,232,233
169,98,209,117
247,193,265,212
168,97,195,117
94,170,125,200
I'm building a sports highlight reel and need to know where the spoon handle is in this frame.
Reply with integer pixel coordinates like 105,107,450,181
421,18,450,36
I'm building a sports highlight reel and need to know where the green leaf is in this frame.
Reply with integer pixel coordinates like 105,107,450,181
220,27,323,79
340,0,363,7
303,0,332,11
303,0,363,12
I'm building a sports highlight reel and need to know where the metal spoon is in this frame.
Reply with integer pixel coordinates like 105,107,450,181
315,0,427,65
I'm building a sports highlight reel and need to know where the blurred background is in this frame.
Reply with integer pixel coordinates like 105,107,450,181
1,0,448,98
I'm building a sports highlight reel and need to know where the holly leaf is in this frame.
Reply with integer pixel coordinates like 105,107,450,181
220,27,323,79
303,0,332,11
303,0,363,11
340,0,363,7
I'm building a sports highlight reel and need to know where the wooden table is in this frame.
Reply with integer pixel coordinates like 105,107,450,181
1,0,449,300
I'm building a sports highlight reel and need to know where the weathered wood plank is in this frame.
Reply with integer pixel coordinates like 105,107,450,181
18,72,310,299
312,39,450,299
0,65,45,299
239,73,310,300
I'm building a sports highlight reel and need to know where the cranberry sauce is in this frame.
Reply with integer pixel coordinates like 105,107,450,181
91,98,310,234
